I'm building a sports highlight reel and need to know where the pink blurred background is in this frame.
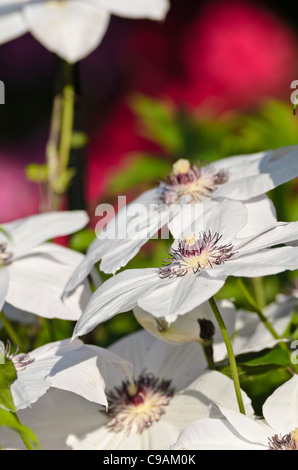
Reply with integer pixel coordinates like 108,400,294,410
0,0,297,223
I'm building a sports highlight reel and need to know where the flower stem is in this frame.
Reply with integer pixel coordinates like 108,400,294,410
59,61,75,175
208,296,246,415
0,312,24,351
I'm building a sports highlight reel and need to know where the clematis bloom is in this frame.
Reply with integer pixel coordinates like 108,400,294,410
72,199,298,339
65,145,298,294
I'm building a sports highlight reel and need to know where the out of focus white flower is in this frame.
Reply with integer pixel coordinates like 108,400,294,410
0,210,91,320
0,0,170,63
0,330,253,450
171,375,298,450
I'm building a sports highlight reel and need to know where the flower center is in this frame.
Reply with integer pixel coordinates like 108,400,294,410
103,373,175,436
0,340,35,372
159,231,235,278
268,428,298,450
158,159,228,205
0,243,13,266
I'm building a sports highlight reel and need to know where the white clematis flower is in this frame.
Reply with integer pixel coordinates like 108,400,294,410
170,374,298,450
64,144,298,293
72,199,298,339
0,330,253,450
0,337,132,410
0,210,91,320
0,0,170,63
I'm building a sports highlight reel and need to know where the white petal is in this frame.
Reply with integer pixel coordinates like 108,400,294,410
211,404,272,445
0,266,9,311
99,201,178,274
64,188,164,291
3,210,89,257
171,418,265,450
133,303,210,344
2,303,37,325
6,243,92,320
237,195,277,238
207,246,298,279
172,200,247,244
213,145,298,200
23,1,110,63
63,238,110,295
107,330,208,391
73,268,164,338
262,375,298,435
137,272,226,320
97,0,170,20
0,7,28,44
12,338,132,410
237,221,298,255
0,388,106,450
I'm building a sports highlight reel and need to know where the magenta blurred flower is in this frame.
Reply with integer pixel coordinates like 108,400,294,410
166,0,298,110
0,153,39,223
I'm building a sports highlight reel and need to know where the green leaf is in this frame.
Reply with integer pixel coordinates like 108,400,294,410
130,94,184,154
69,229,96,253
0,357,17,412
108,153,170,195
216,347,293,415
0,409,41,450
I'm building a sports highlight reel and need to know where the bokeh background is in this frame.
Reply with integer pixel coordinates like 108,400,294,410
0,0,298,351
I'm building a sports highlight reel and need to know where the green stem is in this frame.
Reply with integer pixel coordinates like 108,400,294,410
251,277,266,309
59,61,75,175
0,312,24,350
208,296,246,415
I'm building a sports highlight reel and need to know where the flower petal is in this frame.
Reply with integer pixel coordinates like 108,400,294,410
0,388,106,450
262,375,298,435
212,145,298,200
11,338,132,410
236,195,277,238
0,5,28,44
171,417,265,450
23,1,110,63
0,266,9,311
6,243,92,320
97,0,170,20
3,210,89,258
73,268,164,338
206,246,298,279
137,272,226,320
